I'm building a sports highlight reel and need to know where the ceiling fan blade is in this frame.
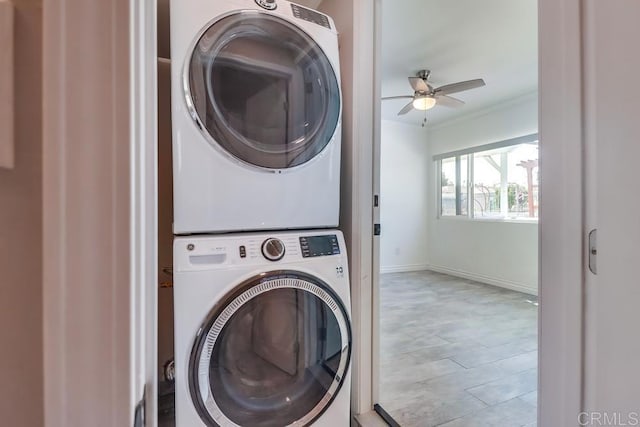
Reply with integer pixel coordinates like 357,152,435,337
382,95,414,101
436,95,465,108
434,79,486,96
397,101,415,116
409,77,429,92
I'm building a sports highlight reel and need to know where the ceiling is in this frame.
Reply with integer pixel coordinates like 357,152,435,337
380,0,538,126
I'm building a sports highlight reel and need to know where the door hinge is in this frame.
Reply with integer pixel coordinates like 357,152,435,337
133,390,145,427
374,224,381,236
589,229,597,275
374,194,379,207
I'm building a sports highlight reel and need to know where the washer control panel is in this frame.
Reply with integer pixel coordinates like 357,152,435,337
261,237,286,261
176,232,345,272
291,4,331,29
255,0,277,10
300,235,340,258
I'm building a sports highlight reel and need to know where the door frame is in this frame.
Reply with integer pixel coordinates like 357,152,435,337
42,0,158,425
537,0,584,424
328,0,378,417
41,0,584,425
130,0,160,425
362,0,585,424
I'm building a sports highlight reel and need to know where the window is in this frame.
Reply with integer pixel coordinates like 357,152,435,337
436,134,539,220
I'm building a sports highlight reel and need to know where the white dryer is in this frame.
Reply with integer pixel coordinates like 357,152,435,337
170,0,342,234
173,230,352,426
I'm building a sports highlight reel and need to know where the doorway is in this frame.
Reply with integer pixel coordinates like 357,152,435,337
374,1,539,425
38,0,588,424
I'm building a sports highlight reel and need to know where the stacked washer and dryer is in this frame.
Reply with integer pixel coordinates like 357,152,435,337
170,1,351,426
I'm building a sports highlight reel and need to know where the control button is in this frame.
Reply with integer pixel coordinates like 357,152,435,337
239,246,247,258
261,238,286,262
255,0,277,10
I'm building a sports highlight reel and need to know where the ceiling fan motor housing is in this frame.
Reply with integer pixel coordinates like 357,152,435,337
417,69,431,80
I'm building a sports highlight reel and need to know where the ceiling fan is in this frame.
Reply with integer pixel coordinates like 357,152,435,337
382,70,486,116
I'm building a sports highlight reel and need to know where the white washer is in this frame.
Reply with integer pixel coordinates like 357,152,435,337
171,0,342,234
174,230,352,427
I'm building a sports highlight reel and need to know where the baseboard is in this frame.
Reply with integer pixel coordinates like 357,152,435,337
379,264,431,274
425,264,538,296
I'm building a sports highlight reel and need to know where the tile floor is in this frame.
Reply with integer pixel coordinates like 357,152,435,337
378,271,538,427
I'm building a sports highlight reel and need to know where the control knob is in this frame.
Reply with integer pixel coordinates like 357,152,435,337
255,0,277,10
261,238,285,262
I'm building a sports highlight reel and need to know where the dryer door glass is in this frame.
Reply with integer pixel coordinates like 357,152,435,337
190,272,351,427
187,11,341,170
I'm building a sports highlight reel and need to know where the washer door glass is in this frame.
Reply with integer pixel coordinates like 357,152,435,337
188,11,341,169
190,272,351,427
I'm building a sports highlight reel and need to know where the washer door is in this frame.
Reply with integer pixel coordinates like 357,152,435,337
187,11,341,170
189,271,351,427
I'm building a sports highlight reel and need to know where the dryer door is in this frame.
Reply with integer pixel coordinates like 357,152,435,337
186,11,341,170
189,271,351,427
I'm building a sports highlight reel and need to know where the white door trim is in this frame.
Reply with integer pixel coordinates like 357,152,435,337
130,0,159,425
349,0,377,416
42,0,158,425
538,0,585,425
370,0,383,407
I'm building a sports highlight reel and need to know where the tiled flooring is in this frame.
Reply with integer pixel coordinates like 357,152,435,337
378,271,538,427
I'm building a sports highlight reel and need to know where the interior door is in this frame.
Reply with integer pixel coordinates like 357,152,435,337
583,0,640,417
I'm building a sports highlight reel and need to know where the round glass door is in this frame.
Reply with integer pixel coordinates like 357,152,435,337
187,11,341,170
189,272,351,427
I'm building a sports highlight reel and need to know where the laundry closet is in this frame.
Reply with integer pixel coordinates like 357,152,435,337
156,1,352,425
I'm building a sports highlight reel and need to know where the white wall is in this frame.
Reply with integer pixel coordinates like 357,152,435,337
379,120,429,272
427,92,539,294
428,92,538,152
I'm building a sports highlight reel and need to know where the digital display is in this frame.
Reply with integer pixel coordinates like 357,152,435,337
300,235,340,258
291,4,331,29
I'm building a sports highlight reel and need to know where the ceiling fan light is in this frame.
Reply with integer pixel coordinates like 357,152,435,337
413,96,437,111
